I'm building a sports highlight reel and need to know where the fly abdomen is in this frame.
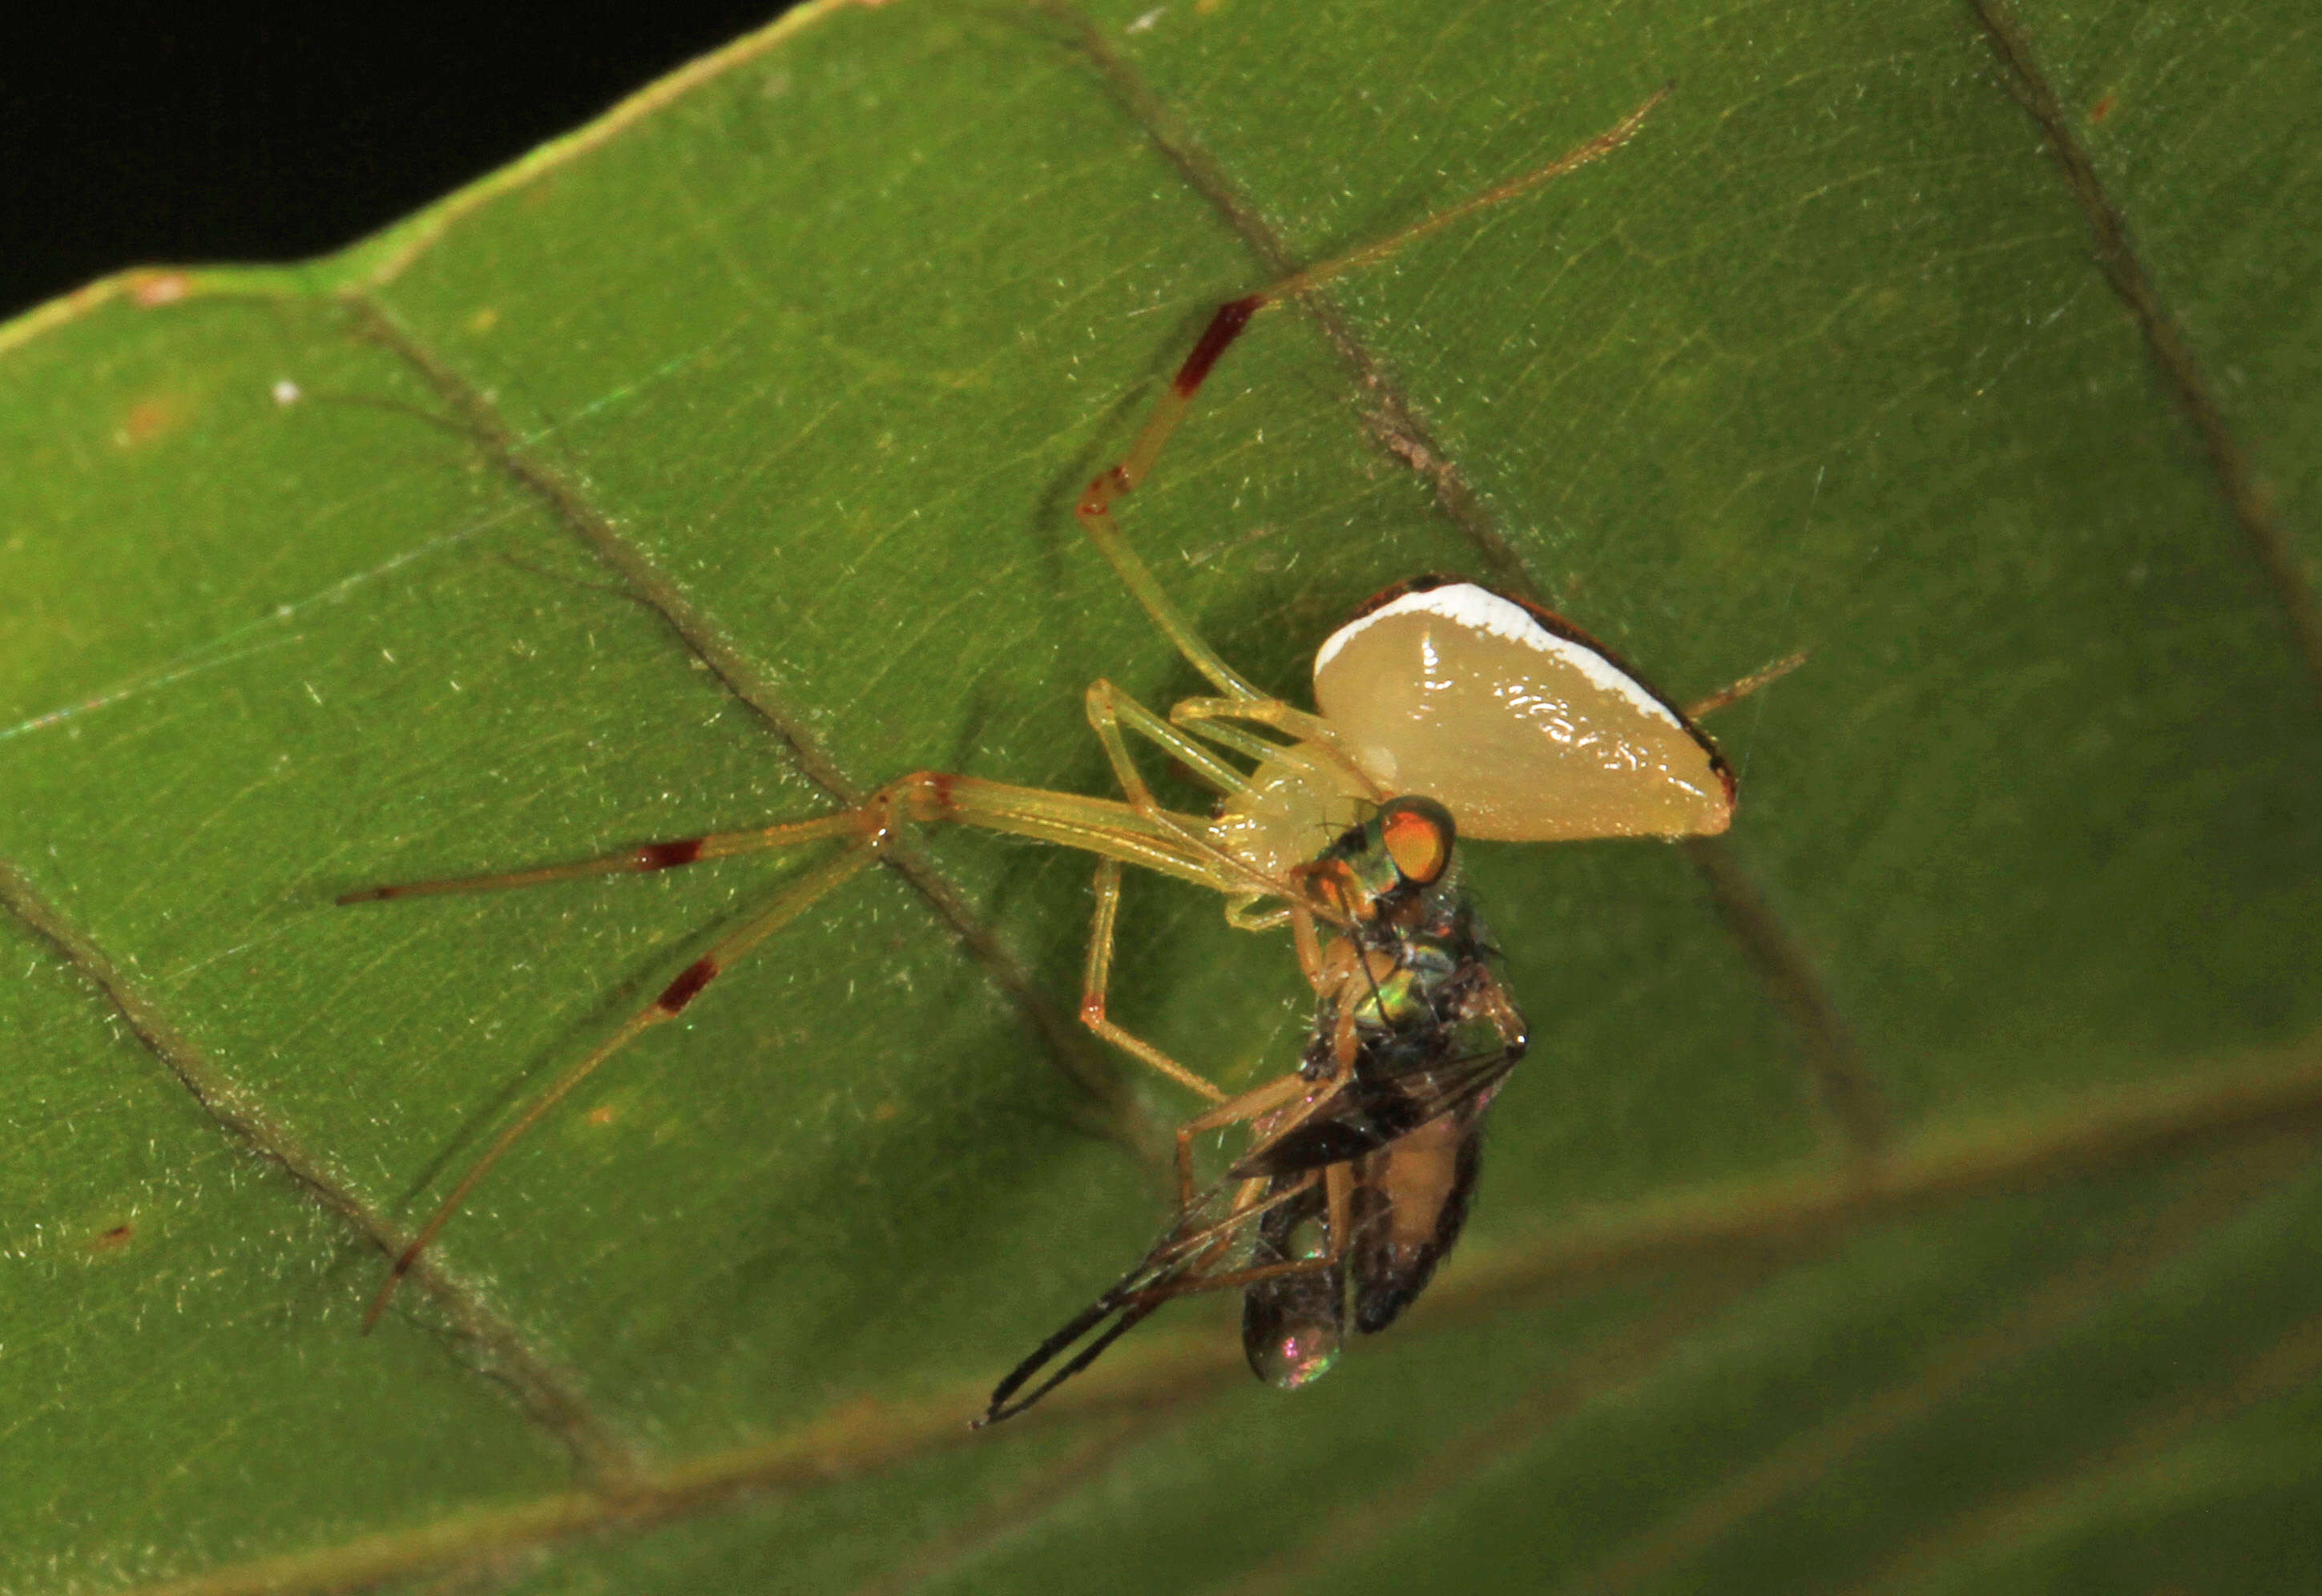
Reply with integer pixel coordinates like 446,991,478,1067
1351,1109,1486,1336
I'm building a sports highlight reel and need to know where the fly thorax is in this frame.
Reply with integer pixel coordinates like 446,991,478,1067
1354,963,1429,1030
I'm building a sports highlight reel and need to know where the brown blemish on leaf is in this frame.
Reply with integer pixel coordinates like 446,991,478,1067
115,393,189,449
131,272,191,307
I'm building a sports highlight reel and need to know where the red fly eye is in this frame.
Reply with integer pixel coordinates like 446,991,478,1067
1380,798,1454,885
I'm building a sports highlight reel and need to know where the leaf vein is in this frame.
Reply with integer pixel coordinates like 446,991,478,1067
337,290,1138,1133
0,857,635,1487
1970,0,2322,702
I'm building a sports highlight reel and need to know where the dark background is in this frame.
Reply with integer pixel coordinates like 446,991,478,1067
1,6,807,322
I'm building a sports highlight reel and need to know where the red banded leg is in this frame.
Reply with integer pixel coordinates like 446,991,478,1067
1073,89,1671,701
361,840,880,1329
341,771,1243,912
344,770,1260,1324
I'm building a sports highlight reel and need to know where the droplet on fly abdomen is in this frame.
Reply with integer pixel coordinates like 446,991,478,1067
1242,1186,1344,1390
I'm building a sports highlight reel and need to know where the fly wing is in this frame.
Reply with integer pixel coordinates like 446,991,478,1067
976,1275,1170,1428
1228,1034,1522,1179
979,1174,1295,1425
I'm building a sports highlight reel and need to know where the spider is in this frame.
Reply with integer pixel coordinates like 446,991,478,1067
342,88,1768,1380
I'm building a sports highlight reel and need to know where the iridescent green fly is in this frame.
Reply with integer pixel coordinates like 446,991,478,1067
979,796,1530,1424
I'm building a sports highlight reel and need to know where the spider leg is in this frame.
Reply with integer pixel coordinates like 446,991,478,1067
1083,679,1253,807
340,772,1244,907
1080,678,1353,925
1078,857,1229,1104
1073,88,1671,702
1685,648,1809,721
346,772,1273,1324
361,839,881,1329
336,810,865,902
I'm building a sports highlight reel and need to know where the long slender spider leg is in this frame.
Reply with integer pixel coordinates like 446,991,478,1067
341,768,1299,1325
1079,858,1230,1105
1172,1071,1314,1209
1172,698,1369,777
1081,680,1343,922
1075,500,1267,705
897,772,1236,893
1169,716,1296,770
337,811,868,902
1171,696,1342,754
341,772,1249,910
1684,647,1810,721
361,840,883,1329
1074,86,1671,703
1171,696,1383,801
1083,679,1251,808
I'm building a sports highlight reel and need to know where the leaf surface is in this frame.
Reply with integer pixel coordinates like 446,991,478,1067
2,1,2317,1590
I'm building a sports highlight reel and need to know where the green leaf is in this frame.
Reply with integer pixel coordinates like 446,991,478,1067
4,0,2318,1590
